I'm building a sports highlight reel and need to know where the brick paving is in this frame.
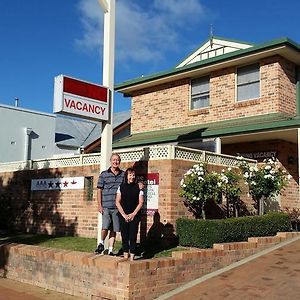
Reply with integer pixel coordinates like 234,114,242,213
162,238,300,300
0,278,84,300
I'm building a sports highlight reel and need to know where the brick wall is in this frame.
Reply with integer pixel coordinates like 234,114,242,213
1,232,299,299
0,156,298,238
131,56,296,134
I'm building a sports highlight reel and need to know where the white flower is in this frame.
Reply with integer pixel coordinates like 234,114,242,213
244,172,249,178
193,196,197,200
186,170,192,176
228,167,232,171
251,181,256,185
217,182,222,187
287,174,292,180
264,165,272,170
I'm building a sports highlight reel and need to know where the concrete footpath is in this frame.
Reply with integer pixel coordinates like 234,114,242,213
158,237,300,300
0,278,84,300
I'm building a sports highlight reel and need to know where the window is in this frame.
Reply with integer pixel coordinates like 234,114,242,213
191,76,210,109
85,176,94,201
237,63,260,101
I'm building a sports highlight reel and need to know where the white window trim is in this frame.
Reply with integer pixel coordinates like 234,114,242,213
235,63,261,102
190,76,210,110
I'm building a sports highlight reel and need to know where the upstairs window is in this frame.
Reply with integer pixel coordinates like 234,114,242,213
237,63,260,101
191,76,210,109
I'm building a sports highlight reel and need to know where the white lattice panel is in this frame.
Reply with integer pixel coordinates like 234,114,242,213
52,157,81,167
149,146,170,159
0,161,28,172
118,150,145,162
82,154,101,165
175,147,204,161
0,145,256,172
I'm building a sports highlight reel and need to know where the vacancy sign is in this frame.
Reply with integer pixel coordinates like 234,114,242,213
53,75,109,121
31,177,84,191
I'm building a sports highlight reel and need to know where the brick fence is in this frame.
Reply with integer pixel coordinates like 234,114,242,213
1,232,299,300
0,160,244,238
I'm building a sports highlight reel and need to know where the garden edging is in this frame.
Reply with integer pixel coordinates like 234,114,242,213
0,232,299,300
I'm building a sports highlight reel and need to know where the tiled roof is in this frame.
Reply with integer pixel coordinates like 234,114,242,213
112,113,300,148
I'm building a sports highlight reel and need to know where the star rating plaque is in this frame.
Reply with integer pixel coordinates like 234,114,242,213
31,177,84,191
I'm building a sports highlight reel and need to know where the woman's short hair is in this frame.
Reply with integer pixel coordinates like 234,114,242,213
124,167,137,183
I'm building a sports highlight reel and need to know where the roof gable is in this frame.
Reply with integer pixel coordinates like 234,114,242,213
176,36,254,68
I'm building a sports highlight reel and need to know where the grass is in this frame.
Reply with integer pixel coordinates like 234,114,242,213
0,232,186,258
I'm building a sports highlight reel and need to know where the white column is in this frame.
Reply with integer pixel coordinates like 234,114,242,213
215,137,221,154
97,0,116,245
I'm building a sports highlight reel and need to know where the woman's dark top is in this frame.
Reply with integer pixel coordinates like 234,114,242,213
119,182,141,215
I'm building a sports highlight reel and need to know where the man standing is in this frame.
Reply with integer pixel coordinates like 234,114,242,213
95,153,124,255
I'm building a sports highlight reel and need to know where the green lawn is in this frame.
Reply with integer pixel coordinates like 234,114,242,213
0,233,185,258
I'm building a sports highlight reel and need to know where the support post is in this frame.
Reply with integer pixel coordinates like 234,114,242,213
97,0,116,245
215,137,221,154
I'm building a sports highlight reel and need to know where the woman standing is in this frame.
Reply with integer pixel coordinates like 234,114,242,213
116,168,144,261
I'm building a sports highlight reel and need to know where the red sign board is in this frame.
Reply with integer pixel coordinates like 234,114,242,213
53,75,109,121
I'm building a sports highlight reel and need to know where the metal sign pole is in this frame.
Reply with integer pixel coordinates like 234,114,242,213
97,0,115,245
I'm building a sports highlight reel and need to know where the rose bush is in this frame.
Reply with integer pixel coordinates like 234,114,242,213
239,158,291,215
179,162,221,219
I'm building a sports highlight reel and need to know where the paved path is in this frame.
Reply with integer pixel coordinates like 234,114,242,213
0,278,84,300
158,237,300,300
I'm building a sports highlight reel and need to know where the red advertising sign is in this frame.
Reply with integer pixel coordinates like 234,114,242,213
53,75,109,121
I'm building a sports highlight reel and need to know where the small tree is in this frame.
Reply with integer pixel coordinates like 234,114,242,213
180,163,221,219
239,158,290,215
219,168,242,217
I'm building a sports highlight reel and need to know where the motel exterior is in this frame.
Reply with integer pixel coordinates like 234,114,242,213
115,36,300,209
0,36,300,238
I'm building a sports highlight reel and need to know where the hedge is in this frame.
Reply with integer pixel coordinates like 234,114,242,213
176,212,291,248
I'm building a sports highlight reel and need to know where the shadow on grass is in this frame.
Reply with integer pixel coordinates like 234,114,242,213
136,216,180,259
0,233,55,245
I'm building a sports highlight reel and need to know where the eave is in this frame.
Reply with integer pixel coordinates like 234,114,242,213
115,38,300,96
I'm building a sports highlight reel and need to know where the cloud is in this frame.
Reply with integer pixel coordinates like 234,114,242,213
76,0,209,64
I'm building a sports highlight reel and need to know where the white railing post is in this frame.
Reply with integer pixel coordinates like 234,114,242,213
167,145,175,159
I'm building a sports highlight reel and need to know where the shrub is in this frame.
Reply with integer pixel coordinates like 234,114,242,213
239,158,290,215
179,162,222,219
176,212,291,248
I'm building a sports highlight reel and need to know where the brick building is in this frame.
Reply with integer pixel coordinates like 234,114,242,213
115,36,300,209
0,36,299,238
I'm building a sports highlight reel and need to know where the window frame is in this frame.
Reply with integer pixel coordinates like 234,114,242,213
236,63,260,102
190,75,210,110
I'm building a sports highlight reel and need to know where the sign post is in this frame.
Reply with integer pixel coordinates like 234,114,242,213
97,0,116,245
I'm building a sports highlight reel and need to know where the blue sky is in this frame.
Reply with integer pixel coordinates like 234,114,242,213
0,0,300,114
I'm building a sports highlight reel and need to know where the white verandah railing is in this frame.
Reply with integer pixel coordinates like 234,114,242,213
0,145,256,173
